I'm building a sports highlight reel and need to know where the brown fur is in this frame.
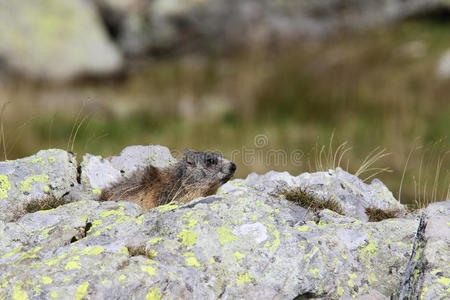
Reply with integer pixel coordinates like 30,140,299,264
100,150,236,210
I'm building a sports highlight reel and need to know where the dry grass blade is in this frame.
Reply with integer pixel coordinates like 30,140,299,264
66,103,86,152
0,101,11,160
71,114,90,152
355,147,391,177
362,167,393,182
333,141,351,169
398,147,416,204
431,151,448,203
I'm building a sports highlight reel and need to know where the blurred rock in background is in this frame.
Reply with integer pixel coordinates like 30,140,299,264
0,0,123,82
0,0,448,81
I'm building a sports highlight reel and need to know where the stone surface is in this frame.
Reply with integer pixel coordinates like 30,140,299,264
72,145,177,201
0,149,77,222
228,168,406,222
0,145,448,299
0,0,123,82
396,200,450,299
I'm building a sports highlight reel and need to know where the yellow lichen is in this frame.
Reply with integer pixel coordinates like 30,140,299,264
337,286,344,296
99,210,124,218
118,247,129,255
92,188,101,195
0,174,11,199
2,246,23,258
437,276,450,286
234,251,245,261
141,265,156,276
81,246,104,256
40,277,52,284
297,225,309,232
177,229,197,247
19,175,49,192
75,282,89,300
185,256,201,267
268,230,280,253
236,273,253,285
157,204,178,212
64,261,81,270
146,287,161,300
218,226,237,245
148,237,163,246
12,282,29,300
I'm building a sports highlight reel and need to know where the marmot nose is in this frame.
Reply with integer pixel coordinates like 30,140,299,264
229,162,236,173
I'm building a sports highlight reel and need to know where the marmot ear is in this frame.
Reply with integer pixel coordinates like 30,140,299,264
182,149,196,166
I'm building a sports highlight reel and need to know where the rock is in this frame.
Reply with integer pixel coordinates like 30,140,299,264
0,145,447,299
0,149,77,222
0,189,418,299
225,168,406,222
72,145,177,201
93,0,445,55
0,0,123,82
396,200,450,299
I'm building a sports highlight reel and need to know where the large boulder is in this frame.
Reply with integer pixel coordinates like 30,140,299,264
0,149,77,222
0,0,123,82
93,0,445,55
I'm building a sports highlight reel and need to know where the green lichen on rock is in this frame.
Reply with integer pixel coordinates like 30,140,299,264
19,175,49,192
0,174,11,199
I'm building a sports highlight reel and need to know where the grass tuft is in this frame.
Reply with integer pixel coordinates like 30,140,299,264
365,207,400,222
282,186,344,215
23,196,66,214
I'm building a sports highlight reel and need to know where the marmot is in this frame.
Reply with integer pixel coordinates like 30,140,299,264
100,150,236,210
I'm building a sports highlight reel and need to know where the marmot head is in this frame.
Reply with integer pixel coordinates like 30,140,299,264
181,150,236,187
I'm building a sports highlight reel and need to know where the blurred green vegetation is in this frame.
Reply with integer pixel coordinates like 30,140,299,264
1,18,449,207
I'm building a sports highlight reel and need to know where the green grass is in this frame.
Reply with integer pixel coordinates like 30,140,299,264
0,18,449,207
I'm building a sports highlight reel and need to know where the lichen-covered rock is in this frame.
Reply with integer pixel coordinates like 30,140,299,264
0,0,123,82
72,145,177,201
0,145,447,299
396,200,450,299
0,149,77,222
0,174,420,299
227,168,406,222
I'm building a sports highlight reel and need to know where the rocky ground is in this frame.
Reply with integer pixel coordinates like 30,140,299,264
0,145,448,299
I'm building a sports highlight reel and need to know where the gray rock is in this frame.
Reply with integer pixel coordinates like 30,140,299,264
0,0,123,82
0,170,420,299
223,168,405,222
396,200,450,299
0,149,77,222
93,0,445,55
0,145,447,299
73,145,177,201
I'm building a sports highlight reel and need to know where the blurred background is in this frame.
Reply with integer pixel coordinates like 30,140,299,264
0,0,449,207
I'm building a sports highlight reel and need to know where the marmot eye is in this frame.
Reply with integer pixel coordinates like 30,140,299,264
206,158,217,165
